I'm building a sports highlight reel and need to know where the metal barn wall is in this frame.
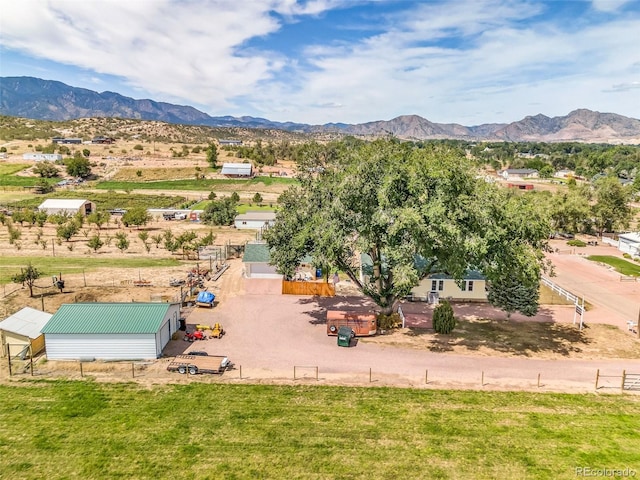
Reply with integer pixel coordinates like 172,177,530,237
45,334,158,360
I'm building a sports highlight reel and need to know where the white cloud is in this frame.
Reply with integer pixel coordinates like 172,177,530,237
591,0,634,12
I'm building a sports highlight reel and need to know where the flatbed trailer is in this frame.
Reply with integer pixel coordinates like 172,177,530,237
167,354,231,375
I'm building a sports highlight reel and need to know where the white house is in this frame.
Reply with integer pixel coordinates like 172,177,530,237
234,211,276,230
410,272,488,302
618,233,640,257
221,163,253,177
42,303,181,360
500,168,539,180
554,169,575,179
0,307,52,358
22,153,63,162
38,198,96,216
242,242,282,279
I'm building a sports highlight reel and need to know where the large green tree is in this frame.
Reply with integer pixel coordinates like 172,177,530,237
122,207,151,228
201,198,237,226
12,263,42,297
65,156,91,177
265,139,551,315
206,143,218,168
591,176,633,236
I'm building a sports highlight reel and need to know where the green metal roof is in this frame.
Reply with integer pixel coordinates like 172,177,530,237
242,242,272,263
42,303,173,335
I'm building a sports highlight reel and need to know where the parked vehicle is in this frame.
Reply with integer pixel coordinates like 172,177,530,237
184,330,207,342
188,351,208,356
196,291,215,308
167,354,232,375
326,311,377,336
210,323,224,339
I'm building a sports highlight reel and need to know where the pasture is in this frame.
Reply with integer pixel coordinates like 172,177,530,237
0,381,638,479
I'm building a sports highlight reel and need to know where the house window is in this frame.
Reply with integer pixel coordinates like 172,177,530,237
438,280,444,291
431,280,444,292
431,280,437,291
462,281,474,292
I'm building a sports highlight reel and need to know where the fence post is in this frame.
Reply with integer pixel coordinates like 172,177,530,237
315,366,318,381
481,370,484,386
80,362,83,378
537,373,541,388
369,368,372,383
239,365,242,379
293,366,296,380
621,370,626,393
131,363,135,378
595,369,599,389
425,369,428,385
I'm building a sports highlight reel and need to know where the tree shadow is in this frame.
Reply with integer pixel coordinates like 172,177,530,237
296,295,378,325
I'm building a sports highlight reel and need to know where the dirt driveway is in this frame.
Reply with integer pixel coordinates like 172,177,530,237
174,279,640,392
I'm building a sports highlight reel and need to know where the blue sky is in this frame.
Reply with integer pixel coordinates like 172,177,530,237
1,0,639,125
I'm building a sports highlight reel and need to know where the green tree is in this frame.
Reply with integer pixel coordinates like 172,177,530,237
82,148,91,157
115,232,130,252
200,197,238,226
87,211,110,230
208,191,217,200
32,161,59,178
433,300,457,333
487,273,539,318
592,176,633,235
122,207,151,228
230,191,240,203
34,211,48,227
34,178,54,194
265,139,550,315
11,263,42,297
252,192,263,205
65,156,92,177
56,222,79,242
206,143,218,168
87,235,104,252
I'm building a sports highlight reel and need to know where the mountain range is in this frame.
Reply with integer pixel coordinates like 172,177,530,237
2,76,640,143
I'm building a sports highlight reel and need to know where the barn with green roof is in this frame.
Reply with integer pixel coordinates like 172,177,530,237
42,302,181,360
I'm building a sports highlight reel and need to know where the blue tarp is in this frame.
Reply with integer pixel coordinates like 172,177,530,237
196,291,215,304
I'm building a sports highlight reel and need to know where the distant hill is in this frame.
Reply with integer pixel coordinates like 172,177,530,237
2,76,640,143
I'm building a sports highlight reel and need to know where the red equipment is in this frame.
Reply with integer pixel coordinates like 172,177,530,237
183,330,206,342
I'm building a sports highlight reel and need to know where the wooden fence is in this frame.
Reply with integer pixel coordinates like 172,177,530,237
282,281,335,296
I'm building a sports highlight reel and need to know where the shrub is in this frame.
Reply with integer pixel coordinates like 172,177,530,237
567,239,586,247
433,300,456,334
623,253,632,259
377,313,401,330
133,144,143,151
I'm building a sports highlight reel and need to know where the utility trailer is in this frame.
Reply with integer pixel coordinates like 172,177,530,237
195,291,215,308
167,354,232,375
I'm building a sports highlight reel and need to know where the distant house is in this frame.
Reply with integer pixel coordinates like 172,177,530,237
221,163,253,177
618,233,640,258
52,137,82,144
42,302,181,360
0,307,52,358
242,242,282,279
554,169,575,179
22,153,63,162
91,136,115,144
507,183,534,190
219,139,243,146
234,211,276,230
38,198,95,216
500,168,539,180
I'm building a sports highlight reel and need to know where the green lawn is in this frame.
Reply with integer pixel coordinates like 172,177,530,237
587,255,640,276
0,257,183,283
6,191,187,210
0,163,30,175
0,382,638,479
95,176,298,191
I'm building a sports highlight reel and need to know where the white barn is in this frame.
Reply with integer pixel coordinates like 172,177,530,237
221,163,253,177
234,211,276,230
42,303,181,360
242,242,282,279
0,307,52,358
38,198,95,216
618,233,640,257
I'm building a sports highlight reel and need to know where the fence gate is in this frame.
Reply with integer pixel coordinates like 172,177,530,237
623,372,640,391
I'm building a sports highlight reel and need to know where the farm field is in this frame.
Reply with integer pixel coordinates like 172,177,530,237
0,381,638,480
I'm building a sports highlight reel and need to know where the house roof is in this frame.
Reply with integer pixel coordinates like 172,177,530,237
360,253,485,280
618,233,640,243
38,199,89,210
427,271,485,280
0,307,52,339
235,211,276,222
221,163,252,175
242,242,272,263
503,168,538,174
41,303,173,335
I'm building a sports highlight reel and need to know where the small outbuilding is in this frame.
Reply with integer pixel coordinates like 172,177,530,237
500,168,539,180
22,153,63,162
221,162,253,177
0,307,52,358
242,242,282,279
42,302,181,360
234,211,276,230
38,198,95,216
618,233,640,258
